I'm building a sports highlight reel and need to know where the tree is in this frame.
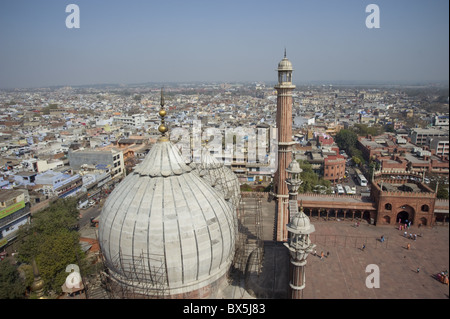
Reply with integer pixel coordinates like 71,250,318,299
436,185,449,200
352,156,362,167
335,129,358,153
240,184,253,192
16,198,87,295
353,123,384,136
297,160,330,193
368,160,381,180
30,198,79,235
0,259,26,299
35,229,82,294
384,124,395,133
350,147,365,165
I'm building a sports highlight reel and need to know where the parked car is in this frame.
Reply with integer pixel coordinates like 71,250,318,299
336,184,345,195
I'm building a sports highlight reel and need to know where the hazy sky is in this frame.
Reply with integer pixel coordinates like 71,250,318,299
0,0,448,88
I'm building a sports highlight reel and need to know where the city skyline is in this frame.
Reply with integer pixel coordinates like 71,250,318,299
0,0,448,89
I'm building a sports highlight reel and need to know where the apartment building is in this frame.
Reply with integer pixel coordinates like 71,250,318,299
68,148,125,180
113,114,147,128
0,189,31,249
409,128,448,146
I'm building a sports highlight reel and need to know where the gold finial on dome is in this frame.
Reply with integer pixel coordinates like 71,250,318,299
31,259,46,298
158,88,169,141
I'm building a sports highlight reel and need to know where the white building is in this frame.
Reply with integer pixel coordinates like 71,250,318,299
113,114,147,128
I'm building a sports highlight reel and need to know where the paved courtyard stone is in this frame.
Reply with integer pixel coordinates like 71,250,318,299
301,220,449,299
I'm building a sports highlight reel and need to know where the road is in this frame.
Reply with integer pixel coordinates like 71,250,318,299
334,165,370,196
78,203,102,228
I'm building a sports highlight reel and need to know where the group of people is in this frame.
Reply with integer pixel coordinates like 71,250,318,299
437,270,449,285
398,218,412,231
398,219,423,242
404,232,418,241
313,250,330,260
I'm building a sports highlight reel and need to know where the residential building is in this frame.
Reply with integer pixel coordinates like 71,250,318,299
68,148,125,180
35,171,83,198
113,114,147,128
409,128,448,146
323,155,346,182
0,189,31,249
427,136,449,159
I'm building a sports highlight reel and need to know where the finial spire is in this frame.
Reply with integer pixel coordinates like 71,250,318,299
158,88,168,139
284,47,287,58
160,87,165,107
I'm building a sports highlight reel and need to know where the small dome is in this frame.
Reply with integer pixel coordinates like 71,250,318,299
195,147,241,208
287,208,315,235
291,211,310,229
278,57,293,71
286,160,302,175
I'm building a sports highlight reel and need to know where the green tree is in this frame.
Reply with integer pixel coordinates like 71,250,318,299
349,147,365,164
368,160,381,180
16,198,86,295
437,185,449,200
36,229,82,294
31,198,79,235
240,184,253,192
297,160,329,193
353,123,384,136
352,156,362,167
335,129,358,153
0,259,26,299
384,124,395,133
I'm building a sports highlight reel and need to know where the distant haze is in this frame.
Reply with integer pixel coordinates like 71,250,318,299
0,0,448,88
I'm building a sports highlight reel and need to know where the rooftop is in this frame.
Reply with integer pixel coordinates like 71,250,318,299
0,189,24,202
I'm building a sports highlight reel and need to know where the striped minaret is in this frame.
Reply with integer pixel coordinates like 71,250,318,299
274,51,296,242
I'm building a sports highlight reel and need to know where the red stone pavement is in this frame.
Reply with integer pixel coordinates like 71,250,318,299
301,220,449,299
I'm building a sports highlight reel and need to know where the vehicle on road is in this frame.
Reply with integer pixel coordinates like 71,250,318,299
77,200,89,210
344,185,356,195
336,184,345,195
354,168,368,187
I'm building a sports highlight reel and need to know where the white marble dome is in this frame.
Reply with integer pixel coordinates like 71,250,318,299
278,57,293,71
98,138,236,296
287,208,315,235
194,147,241,209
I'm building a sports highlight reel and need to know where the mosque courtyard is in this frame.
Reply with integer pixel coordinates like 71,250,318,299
220,200,449,299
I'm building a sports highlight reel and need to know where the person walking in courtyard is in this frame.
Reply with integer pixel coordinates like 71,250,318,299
407,243,411,250
320,251,324,260
362,244,366,251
